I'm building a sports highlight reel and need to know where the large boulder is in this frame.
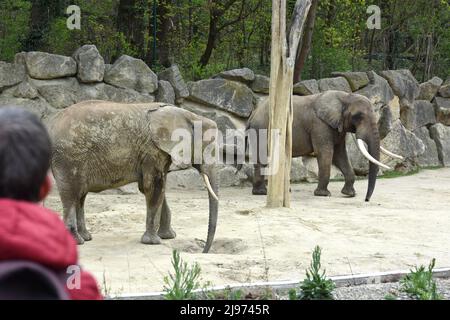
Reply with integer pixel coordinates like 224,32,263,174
104,55,158,94
13,81,39,100
167,165,250,189
0,96,57,121
400,100,436,131
318,77,352,93
380,69,420,103
356,71,399,134
418,76,443,101
331,72,369,91
158,65,189,102
180,100,246,144
438,78,450,98
435,96,450,109
73,45,105,83
380,120,425,171
30,77,155,109
433,97,450,126
30,78,79,109
0,62,26,91
413,127,440,167
104,64,113,74
346,134,369,175
156,80,175,104
250,75,270,94
219,165,250,187
23,52,77,80
242,157,342,184
187,78,255,118
356,71,396,109
293,79,320,95
429,123,450,166
167,168,204,189
217,68,255,83
290,158,309,182
78,83,155,104
301,156,342,181
377,105,393,139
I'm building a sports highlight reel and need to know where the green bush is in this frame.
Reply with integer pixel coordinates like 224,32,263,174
291,246,335,300
163,250,202,300
400,258,442,300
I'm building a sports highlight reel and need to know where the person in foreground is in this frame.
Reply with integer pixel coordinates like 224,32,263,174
0,107,102,300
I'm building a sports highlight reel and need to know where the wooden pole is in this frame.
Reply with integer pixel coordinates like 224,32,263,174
267,0,311,208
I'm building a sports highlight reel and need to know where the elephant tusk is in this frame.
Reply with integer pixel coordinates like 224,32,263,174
202,174,219,201
380,146,404,160
356,139,392,170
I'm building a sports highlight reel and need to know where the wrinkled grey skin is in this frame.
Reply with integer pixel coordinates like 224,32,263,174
248,91,381,201
48,100,219,253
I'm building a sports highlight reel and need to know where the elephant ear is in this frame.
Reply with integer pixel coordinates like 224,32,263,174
147,106,194,156
312,92,345,132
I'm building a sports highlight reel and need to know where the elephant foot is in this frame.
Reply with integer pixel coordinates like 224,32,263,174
68,226,85,245
141,232,162,245
79,229,93,241
73,232,85,245
252,186,267,195
158,228,177,240
341,186,356,197
314,188,331,197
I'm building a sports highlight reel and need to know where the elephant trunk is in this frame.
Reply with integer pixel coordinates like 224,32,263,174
202,167,219,253
357,122,380,202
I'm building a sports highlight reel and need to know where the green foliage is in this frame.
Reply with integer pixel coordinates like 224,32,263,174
0,0,448,80
163,250,202,300
380,168,421,179
384,294,398,300
44,18,73,54
216,287,244,300
0,0,31,61
291,246,335,300
288,288,298,300
400,259,442,300
299,246,336,300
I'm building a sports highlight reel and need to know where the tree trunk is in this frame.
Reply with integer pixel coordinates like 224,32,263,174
267,0,311,208
156,0,173,67
293,0,318,83
199,15,218,67
23,0,66,51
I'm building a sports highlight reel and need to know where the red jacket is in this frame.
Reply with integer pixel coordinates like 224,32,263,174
0,199,103,300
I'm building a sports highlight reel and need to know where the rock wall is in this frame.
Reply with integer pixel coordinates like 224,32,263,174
1,45,449,189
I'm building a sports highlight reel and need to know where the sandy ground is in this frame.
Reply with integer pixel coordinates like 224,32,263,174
45,168,450,295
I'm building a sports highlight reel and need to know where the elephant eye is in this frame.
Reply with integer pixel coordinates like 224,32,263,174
352,112,364,124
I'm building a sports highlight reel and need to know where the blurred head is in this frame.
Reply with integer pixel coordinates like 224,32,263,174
0,107,52,202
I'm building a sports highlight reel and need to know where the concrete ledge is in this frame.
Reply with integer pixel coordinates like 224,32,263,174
109,267,450,300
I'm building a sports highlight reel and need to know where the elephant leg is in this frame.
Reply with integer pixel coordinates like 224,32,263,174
333,142,356,197
157,197,176,239
313,143,333,197
141,166,167,245
61,192,85,245
77,194,92,241
252,163,267,195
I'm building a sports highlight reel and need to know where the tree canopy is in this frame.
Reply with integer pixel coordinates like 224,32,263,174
1,0,448,81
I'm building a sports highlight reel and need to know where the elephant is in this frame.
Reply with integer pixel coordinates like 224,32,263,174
48,100,219,253
246,91,402,201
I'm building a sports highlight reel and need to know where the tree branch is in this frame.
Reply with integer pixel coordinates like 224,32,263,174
288,0,312,60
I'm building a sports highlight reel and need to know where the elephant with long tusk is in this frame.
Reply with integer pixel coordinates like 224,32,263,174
48,100,219,253
246,90,402,201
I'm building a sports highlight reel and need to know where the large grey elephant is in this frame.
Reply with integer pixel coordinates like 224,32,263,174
48,100,219,253
247,91,402,201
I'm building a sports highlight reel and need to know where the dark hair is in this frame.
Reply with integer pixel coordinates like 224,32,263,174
0,107,52,202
